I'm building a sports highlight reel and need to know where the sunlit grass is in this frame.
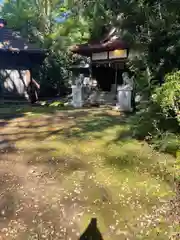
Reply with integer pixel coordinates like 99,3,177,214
1,106,178,239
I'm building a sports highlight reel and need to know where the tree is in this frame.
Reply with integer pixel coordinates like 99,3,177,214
72,0,180,82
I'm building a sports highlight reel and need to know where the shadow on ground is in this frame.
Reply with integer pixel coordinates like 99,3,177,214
0,106,178,239
64,112,128,140
79,218,104,240
0,108,130,144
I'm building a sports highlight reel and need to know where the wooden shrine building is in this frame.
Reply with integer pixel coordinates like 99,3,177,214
70,28,134,111
0,19,46,104
70,28,129,91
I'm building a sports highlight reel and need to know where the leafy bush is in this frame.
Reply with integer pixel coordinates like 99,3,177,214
129,70,180,155
129,101,161,139
129,101,178,139
151,132,180,156
152,71,180,124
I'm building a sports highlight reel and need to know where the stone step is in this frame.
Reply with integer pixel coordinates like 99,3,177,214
87,91,116,104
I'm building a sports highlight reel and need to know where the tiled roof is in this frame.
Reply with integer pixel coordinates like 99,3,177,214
0,26,45,53
0,19,46,68
70,28,128,57
70,38,128,56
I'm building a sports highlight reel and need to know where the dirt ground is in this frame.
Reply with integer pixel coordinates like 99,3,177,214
0,107,179,240
0,111,89,240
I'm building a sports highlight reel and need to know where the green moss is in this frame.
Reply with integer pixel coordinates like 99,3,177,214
1,107,178,239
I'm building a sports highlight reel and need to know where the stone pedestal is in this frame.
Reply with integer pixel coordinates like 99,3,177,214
72,85,83,108
116,85,133,112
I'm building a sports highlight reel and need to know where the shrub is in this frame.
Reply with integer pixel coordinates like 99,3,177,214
152,71,180,124
129,70,180,155
151,132,180,156
129,101,179,139
129,101,162,139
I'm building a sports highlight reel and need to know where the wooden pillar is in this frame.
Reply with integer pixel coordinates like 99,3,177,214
29,68,36,104
114,63,118,100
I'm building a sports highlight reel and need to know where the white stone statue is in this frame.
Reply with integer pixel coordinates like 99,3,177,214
122,72,134,90
116,72,134,112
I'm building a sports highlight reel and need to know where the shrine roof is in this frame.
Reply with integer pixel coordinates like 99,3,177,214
0,19,47,68
0,19,46,54
69,28,128,57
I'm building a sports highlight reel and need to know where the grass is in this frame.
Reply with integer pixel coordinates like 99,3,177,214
0,105,179,239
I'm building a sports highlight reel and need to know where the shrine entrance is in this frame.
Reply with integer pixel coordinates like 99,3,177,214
91,62,124,92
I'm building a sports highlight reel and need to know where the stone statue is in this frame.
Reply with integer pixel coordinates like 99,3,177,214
116,72,134,112
122,72,134,90
75,74,83,87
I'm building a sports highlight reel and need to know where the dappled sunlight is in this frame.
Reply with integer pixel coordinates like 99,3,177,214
0,107,178,239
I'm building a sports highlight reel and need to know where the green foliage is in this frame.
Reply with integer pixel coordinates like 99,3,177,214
49,101,64,107
75,0,180,82
129,101,162,139
129,102,179,156
130,71,180,156
151,132,180,156
153,71,180,123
